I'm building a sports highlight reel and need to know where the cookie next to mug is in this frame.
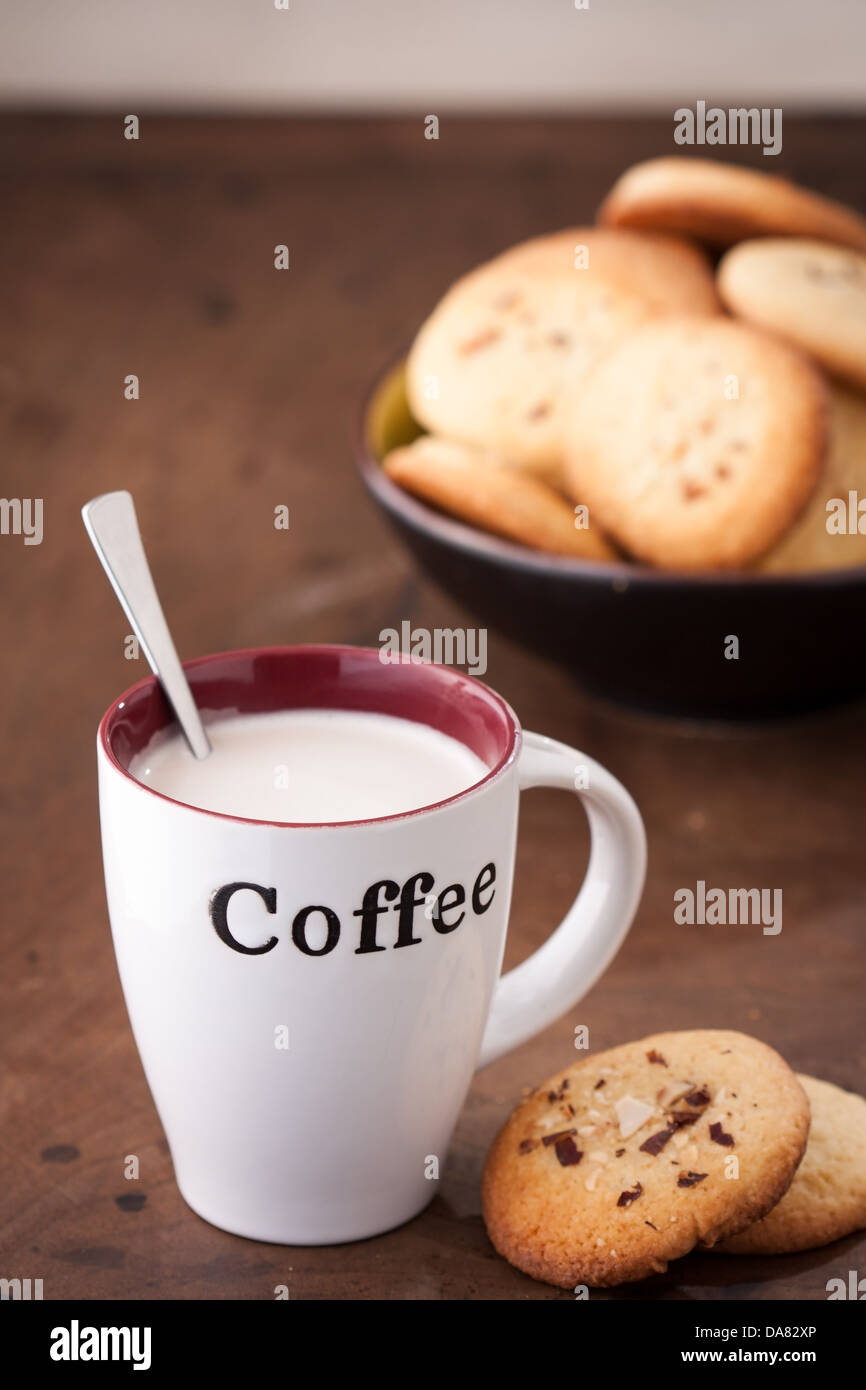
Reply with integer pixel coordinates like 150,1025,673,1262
716,1074,866,1255
563,317,827,570
406,227,720,485
481,1030,810,1288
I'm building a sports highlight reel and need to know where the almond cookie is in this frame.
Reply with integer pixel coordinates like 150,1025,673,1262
406,228,720,484
759,385,866,573
717,1075,866,1255
718,239,866,392
563,317,827,570
481,1030,810,1288
383,435,616,561
599,157,866,253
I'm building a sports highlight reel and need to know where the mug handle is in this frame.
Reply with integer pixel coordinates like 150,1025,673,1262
476,730,646,1070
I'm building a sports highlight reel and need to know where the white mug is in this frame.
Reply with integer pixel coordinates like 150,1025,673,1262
97,645,646,1244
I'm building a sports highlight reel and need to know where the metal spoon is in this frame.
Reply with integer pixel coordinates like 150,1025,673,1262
82,491,211,759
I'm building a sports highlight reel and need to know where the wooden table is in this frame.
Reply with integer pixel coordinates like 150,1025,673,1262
1,115,864,1301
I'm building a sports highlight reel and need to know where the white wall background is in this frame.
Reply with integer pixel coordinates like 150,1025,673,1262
1,0,864,111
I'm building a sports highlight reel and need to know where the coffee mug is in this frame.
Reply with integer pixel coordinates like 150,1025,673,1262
97,645,646,1244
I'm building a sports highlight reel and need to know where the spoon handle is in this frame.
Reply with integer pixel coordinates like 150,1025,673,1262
82,491,212,760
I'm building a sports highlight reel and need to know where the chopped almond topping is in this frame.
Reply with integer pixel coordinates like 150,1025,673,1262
615,1095,656,1138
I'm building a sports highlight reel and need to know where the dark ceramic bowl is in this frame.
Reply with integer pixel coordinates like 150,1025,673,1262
356,363,866,719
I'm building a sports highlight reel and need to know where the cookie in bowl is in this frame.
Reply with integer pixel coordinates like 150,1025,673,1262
562,317,828,570
599,157,866,253
383,435,616,561
718,238,866,393
406,227,720,486
759,384,866,573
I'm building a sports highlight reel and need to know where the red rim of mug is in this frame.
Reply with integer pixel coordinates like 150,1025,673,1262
98,644,522,830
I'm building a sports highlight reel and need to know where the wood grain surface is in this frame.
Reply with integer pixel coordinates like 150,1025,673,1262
1,115,864,1301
